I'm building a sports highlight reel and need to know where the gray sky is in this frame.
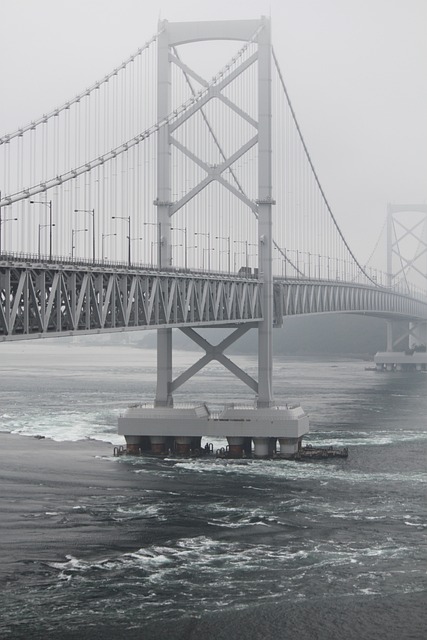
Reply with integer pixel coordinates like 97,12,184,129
1,0,426,261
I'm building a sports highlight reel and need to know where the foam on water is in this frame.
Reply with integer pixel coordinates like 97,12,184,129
42,532,422,615
308,428,427,447
171,458,427,485
1,347,426,637
4,408,124,444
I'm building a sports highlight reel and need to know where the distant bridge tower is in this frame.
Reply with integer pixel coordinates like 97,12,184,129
375,204,427,371
119,18,309,457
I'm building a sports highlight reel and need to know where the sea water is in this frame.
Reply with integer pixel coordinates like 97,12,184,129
0,340,426,638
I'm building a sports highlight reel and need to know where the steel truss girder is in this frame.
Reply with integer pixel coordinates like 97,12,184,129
274,280,427,324
0,264,262,340
3,265,427,341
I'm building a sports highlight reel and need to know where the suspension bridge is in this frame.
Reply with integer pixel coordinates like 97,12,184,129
1,18,426,456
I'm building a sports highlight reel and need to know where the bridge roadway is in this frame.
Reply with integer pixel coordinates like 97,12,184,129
1,255,427,340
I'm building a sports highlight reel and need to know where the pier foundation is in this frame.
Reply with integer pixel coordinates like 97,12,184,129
119,402,309,459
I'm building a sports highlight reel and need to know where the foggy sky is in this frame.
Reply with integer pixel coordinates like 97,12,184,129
1,0,426,262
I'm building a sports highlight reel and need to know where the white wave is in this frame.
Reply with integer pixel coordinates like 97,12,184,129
4,408,125,445
308,428,427,448
404,520,426,528
172,458,427,485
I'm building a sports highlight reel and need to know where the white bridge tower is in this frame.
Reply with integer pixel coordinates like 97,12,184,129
119,18,309,457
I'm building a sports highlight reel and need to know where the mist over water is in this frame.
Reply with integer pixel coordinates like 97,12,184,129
0,341,426,638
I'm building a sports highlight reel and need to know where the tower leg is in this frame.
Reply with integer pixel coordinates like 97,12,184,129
156,328,173,406
386,321,393,352
257,18,274,409
409,322,427,350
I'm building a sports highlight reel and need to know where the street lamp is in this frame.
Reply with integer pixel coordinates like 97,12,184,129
195,232,211,270
30,199,53,260
171,226,188,269
186,245,197,269
38,223,56,259
0,213,18,255
202,247,214,271
233,250,245,272
171,243,183,267
150,241,157,265
102,233,116,263
234,240,256,272
130,237,143,265
315,254,321,279
74,208,95,263
71,228,88,260
144,222,162,266
112,215,131,266
216,235,231,273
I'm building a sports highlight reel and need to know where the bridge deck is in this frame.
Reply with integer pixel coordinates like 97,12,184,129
1,257,426,340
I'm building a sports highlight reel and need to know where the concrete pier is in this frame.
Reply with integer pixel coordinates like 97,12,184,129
374,351,427,371
150,436,166,455
278,437,300,458
227,436,245,458
120,402,309,458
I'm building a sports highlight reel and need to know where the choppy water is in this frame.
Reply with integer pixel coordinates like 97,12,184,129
0,341,426,638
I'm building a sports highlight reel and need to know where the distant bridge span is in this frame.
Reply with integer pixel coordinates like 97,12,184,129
1,258,426,341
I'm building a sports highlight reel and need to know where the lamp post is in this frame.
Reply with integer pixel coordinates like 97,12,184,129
186,245,197,269
195,232,211,271
202,247,214,271
130,237,143,265
0,213,18,255
234,250,245,272
71,228,88,260
144,222,162,266
171,226,188,269
234,240,256,272
171,243,183,267
74,208,95,263
102,233,116,263
38,223,56,259
30,199,53,260
215,235,231,273
315,254,321,279
112,215,131,266
150,241,156,265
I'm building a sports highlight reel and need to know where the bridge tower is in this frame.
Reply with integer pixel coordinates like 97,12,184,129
119,18,309,457
375,204,427,371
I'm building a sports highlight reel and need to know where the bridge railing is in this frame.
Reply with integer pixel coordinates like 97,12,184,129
0,250,259,280
2,249,426,302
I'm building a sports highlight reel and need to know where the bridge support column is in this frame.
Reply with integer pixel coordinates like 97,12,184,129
409,321,427,350
386,321,393,352
150,436,167,455
156,328,173,406
257,17,274,409
125,436,148,456
227,436,245,458
253,437,270,458
278,437,299,458
175,436,192,456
